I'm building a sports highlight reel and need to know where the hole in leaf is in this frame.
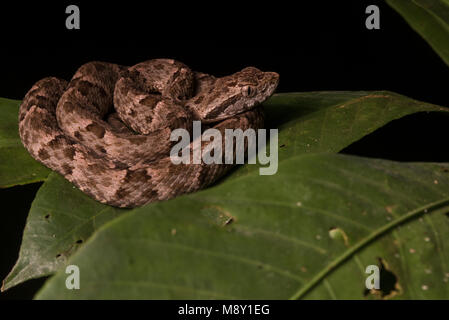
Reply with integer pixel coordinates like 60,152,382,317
76,239,83,244
364,258,401,299
379,259,399,298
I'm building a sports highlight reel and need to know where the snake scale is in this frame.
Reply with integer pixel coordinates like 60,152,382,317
19,59,279,207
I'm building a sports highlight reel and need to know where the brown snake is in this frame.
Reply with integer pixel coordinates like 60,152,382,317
18,59,279,208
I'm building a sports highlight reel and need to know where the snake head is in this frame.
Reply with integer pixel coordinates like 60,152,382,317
192,67,279,122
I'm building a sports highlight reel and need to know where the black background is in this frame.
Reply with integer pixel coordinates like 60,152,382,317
0,1,448,105
0,0,448,299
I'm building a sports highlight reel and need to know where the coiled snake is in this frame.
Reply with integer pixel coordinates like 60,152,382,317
18,59,279,207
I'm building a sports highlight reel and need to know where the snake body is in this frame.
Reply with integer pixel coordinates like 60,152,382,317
19,59,279,207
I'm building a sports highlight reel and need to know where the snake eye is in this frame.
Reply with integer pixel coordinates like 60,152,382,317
243,86,253,97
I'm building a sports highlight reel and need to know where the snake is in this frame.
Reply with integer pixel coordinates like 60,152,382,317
18,59,279,208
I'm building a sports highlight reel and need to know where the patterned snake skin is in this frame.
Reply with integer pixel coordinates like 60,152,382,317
18,59,279,207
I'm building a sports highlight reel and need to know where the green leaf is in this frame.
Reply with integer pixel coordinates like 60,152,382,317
387,0,449,67
266,91,446,155
1,173,126,291
35,154,449,299
0,97,50,188
235,91,446,176
2,91,449,297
